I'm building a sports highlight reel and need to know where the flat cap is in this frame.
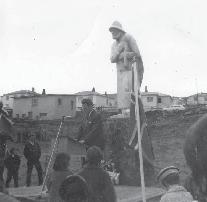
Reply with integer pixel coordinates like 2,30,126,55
157,166,179,183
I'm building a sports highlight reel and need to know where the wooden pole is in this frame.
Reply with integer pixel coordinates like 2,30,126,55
133,60,146,202
40,117,64,195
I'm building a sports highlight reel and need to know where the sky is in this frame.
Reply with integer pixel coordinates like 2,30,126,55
1,0,207,97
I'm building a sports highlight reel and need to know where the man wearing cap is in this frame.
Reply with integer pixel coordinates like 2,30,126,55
157,166,193,202
77,98,105,150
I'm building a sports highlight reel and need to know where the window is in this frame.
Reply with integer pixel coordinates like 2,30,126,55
16,114,19,118
147,97,153,102
28,112,33,119
6,96,9,100
22,114,26,118
32,98,38,106
204,97,207,101
158,97,162,103
71,100,74,110
58,98,62,105
40,113,47,117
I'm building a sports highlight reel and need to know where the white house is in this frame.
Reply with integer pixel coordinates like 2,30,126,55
186,93,207,105
1,89,38,112
75,89,117,111
13,94,76,120
141,92,172,111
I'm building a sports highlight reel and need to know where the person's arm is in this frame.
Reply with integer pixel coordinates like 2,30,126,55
37,143,41,160
110,43,125,63
23,144,30,160
77,125,84,141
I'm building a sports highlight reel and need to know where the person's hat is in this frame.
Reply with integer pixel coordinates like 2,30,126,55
109,21,125,33
86,146,103,164
81,98,94,106
59,175,89,201
157,166,179,184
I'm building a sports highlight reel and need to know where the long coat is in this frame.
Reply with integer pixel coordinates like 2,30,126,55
160,185,193,202
78,110,105,150
78,164,117,202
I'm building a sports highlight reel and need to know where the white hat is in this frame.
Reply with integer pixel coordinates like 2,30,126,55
109,21,125,33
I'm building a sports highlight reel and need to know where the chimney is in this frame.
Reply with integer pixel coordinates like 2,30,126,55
92,87,95,92
105,91,107,96
42,89,46,95
145,86,148,92
32,87,35,92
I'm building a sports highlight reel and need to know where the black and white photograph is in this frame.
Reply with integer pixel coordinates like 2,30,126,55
0,0,207,201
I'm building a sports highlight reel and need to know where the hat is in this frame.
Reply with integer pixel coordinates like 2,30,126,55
109,21,125,33
157,166,179,184
86,146,103,164
81,98,94,107
59,175,89,201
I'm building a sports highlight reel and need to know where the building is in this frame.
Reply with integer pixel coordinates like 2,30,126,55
186,93,207,105
75,89,117,111
13,94,76,120
1,89,39,114
141,92,172,111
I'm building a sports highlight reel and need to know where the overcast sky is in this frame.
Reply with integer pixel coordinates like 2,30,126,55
1,0,207,97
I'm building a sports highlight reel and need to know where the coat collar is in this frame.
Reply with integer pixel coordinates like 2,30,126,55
167,185,187,194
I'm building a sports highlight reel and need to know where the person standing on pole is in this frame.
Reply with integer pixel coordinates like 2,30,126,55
77,98,105,151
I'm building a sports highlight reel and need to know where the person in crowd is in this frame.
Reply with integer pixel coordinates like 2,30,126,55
0,132,12,182
59,175,90,202
184,114,207,200
23,132,43,186
78,146,117,202
77,98,105,151
4,148,21,188
46,152,73,202
157,166,193,202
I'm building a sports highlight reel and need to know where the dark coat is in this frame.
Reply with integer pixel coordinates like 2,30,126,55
78,164,117,202
46,170,73,202
4,154,20,172
23,141,41,163
78,110,105,150
183,114,207,179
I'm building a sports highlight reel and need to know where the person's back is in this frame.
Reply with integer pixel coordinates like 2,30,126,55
157,166,193,202
46,153,73,202
160,185,193,202
78,146,117,202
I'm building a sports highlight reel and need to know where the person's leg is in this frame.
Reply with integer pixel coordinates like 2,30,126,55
34,161,43,185
0,165,4,182
13,171,19,187
5,170,12,188
26,161,33,186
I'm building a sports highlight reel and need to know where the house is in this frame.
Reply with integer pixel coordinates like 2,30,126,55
75,88,117,111
172,97,186,105
141,92,172,111
186,93,207,105
13,94,76,120
1,88,39,115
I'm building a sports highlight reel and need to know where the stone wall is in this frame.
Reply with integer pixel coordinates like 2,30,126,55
13,116,155,186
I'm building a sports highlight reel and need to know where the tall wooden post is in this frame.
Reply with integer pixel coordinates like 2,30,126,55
133,60,146,202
